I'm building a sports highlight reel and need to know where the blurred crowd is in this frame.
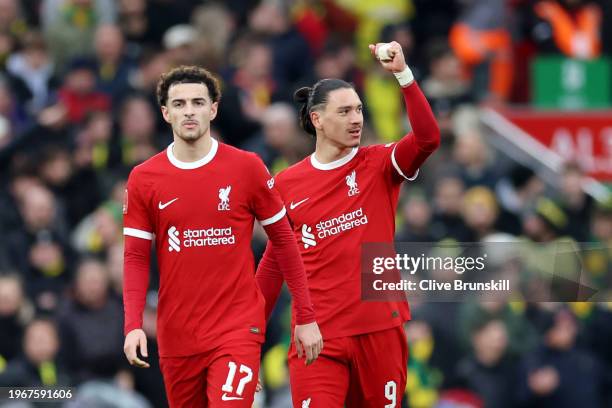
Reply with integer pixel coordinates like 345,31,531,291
0,0,611,407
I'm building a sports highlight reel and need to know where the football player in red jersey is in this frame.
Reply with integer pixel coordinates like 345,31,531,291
121,66,322,407
256,42,440,407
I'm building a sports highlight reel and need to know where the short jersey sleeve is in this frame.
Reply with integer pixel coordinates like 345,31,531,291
247,154,286,226
372,142,420,185
123,168,154,240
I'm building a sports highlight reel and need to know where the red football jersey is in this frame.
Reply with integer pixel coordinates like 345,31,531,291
275,144,412,340
123,138,286,357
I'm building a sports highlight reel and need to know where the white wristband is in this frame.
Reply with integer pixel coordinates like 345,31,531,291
394,66,414,87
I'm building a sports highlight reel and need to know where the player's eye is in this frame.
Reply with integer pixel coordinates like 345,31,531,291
173,101,183,107
339,109,348,115
194,100,205,106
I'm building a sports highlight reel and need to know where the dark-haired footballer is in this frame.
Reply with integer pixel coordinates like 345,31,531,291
256,43,440,407
121,66,322,407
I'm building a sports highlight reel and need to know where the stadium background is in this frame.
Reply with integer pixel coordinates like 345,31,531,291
0,0,611,407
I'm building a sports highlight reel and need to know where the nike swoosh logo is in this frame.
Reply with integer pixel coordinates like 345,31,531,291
158,198,178,210
221,393,244,401
290,198,309,210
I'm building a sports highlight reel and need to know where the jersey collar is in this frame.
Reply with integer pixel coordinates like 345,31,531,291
166,137,218,169
310,147,358,170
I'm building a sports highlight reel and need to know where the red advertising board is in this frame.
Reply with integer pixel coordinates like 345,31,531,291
502,109,612,181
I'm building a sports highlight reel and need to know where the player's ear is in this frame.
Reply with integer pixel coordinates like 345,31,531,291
161,106,171,123
311,111,322,131
209,101,218,121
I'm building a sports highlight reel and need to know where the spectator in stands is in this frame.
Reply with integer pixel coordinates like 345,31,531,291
430,175,472,241
517,307,605,407
530,0,602,59
461,186,500,241
449,0,513,101
42,0,117,72
396,191,437,242
558,161,593,242
57,58,111,125
57,258,124,383
0,274,32,365
455,319,517,408
6,31,56,115
93,24,137,102
0,318,71,387
6,182,71,311
453,128,498,189
242,102,313,173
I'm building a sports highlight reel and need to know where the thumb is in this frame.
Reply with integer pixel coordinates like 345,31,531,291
139,334,148,358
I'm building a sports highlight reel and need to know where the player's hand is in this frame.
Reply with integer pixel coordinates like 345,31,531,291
124,329,150,368
294,322,323,365
368,41,407,73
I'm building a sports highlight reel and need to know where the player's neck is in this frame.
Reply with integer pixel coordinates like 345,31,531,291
314,138,355,164
172,134,212,162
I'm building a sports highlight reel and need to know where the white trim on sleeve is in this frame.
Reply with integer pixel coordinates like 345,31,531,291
124,227,154,240
259,207,287,226
391,145,419,181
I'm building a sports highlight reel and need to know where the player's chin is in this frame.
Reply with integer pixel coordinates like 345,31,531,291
345,131,362,147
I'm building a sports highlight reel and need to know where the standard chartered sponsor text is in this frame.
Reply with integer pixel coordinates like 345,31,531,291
183,227,235,247
316,208,368,238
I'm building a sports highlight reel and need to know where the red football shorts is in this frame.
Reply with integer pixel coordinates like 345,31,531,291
159,339,261,408
288,325,408,407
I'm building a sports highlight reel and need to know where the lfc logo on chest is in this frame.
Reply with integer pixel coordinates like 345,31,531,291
345,170,359,197
218,185,231,211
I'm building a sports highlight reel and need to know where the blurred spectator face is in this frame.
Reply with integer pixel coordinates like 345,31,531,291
435,177,465,215
453,130,488,167
390,25,414,56
65,68,97,95
20,185,56,231
0,80,13,116
592,212,612,240
11,175,41,202
0,275,23,317
95,25,124,63
93,205,121,247
120,97,155,141
0,0,18,29
402,197,432,231
242,43,272,80
40,150,73,187
463,187,498,235
24,320,59,365
83,111,113,144
315,44,355,80
546,310,577,350
75,259,110,309
472,320,508,366
249,2,287,34
262,103,297,149
561,164,584,201
119,0,145,14
432,52,462,83
523,214,551,242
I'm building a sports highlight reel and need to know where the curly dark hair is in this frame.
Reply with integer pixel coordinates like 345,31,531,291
156,65,221,107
